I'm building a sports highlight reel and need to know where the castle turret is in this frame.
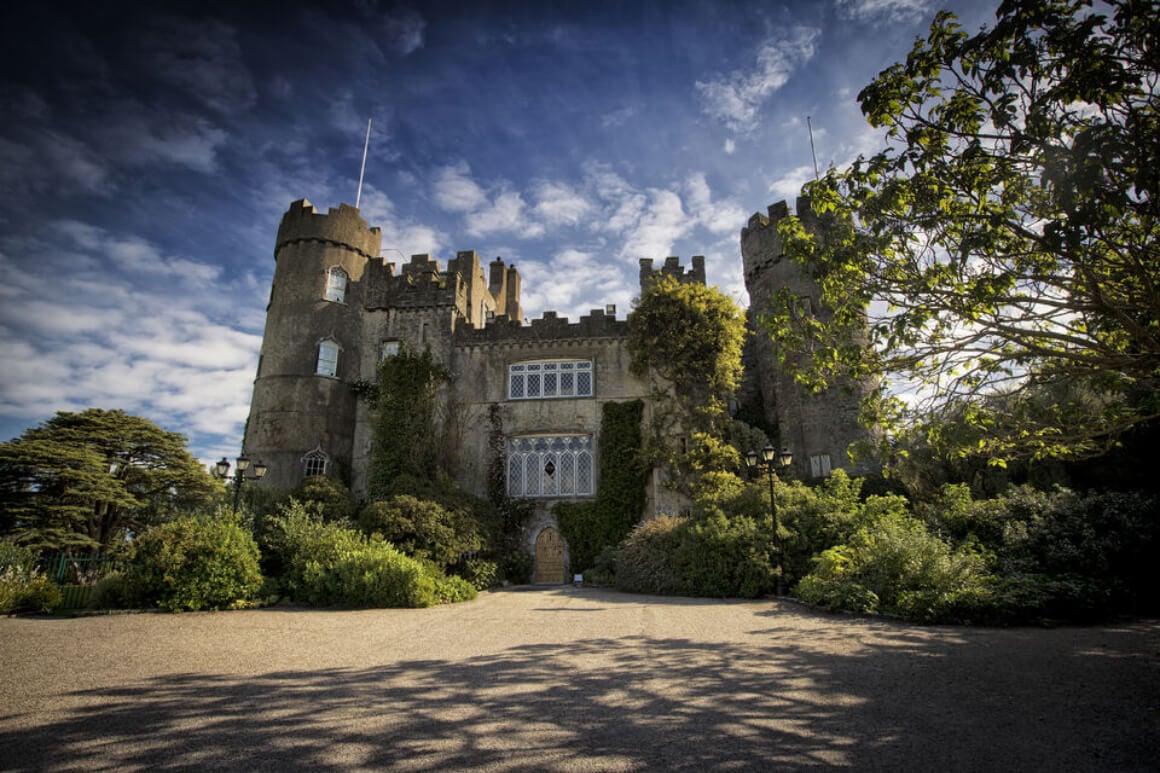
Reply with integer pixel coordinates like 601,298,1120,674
243,200,382,489
740,197,877,478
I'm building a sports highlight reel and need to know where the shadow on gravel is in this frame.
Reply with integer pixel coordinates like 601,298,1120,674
3,610,1158,772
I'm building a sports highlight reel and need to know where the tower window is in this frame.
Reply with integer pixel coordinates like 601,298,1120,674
302,448,329,477
324,267,348,303
316,339,340,377
809,454,832,478
381,340,401,359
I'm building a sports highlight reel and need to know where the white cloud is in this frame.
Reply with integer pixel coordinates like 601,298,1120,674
467,191,543,239
696,27,821,133
618,189,689,261
0,227,262,461
768,164,817,201
357,187,446,257
532,181,593,226
433,162,489,212
836,0,932,24
685,173,747,235
724,138,736,154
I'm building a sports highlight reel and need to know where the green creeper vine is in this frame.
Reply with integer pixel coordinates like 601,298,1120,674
556,400,648,573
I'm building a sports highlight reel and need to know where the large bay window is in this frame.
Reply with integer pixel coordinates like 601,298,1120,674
509,360,592,400
507,435,593,498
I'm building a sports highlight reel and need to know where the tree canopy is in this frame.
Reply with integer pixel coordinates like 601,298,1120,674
628,275,746,427
767,0,1159,463
0,409,218,551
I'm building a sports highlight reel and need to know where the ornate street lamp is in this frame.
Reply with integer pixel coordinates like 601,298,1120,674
745,445,794,595
212,455,269,514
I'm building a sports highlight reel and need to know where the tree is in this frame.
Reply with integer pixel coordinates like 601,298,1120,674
0,409,218,551
767,0,1159,463
628,275,746,426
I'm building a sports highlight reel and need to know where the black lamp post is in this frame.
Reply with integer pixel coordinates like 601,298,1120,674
212,455,268,514
745,445,794,596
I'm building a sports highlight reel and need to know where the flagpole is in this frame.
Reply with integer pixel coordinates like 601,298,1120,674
355,118,371,209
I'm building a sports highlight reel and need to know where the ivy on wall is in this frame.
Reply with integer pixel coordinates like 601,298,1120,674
363,348,450,499
557,399,648,573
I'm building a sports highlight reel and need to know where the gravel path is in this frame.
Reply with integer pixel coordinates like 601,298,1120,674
1,587,1158,771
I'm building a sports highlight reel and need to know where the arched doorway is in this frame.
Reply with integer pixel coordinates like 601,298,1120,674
534,527,566,584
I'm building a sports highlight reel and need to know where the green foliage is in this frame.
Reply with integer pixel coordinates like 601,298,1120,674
86,571,130,610
455,558,498,591
674,511,774,598
366,349,450,499
288,476,357,522
922,483,1158,620
499,549,533,585
0,409,219,552
795,511,991,622
628,275,746,429
614,515,686,596
556,400,648,573
265,500,475,608
0,541,61,613
358,494,482,568
768,0,1160,463
125,511,263,612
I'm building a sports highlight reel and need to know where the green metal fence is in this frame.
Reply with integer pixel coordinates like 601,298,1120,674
42,553,122,610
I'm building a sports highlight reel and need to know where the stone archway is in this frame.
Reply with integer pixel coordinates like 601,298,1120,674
533,527,566,584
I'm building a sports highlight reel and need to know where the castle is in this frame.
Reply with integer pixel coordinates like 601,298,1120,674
243,197,873,582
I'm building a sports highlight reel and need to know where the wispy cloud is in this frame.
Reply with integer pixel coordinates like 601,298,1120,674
381,8,426,56
433,161,489,212
696,26,821,133
835,0,933,25
137,16,257,115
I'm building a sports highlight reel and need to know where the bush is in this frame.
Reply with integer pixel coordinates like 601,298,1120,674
358,494,481,568
0,566,62,614
126,512,263,612
615,515,686,595
794,512,991,623
674,512,774,598
499,549,533,585
86,572,130,610
268,501,475,608
455,558,498,591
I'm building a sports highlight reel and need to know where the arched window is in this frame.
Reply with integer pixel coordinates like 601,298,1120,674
324,267,348,303
302,448,329,477
316,339,340,377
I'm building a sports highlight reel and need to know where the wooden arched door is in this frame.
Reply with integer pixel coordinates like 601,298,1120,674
534,527,566,584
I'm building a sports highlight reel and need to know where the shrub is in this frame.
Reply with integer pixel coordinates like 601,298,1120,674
358,494,481,568
794,512,991,623
0,566,62,614
499,549,533,585
126,512,263,612
615,515,686,595
455,558,498,591
86,572,130,610
673,512,774,598
268,501,475,608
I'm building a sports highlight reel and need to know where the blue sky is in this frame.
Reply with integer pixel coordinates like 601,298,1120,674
0,0,998,465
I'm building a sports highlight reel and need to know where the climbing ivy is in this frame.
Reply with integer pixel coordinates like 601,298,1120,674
557,400,648,573
365,348,450,499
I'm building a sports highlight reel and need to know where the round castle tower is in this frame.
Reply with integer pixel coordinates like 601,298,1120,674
740,197,877,478
243,200,382,490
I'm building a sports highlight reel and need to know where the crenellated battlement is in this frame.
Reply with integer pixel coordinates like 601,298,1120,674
275,199,382,260
455,307,626,346
638,255,706,290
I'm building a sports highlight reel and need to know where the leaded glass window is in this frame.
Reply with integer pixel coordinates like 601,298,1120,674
509,360,592,400
324,267,348,303
506,435,594,498
302,449,328,477
316,339,340,377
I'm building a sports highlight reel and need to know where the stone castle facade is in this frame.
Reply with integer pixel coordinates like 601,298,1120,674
243,197,873,582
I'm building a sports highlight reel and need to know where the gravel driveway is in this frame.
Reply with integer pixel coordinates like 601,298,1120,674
2,587,1158,771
